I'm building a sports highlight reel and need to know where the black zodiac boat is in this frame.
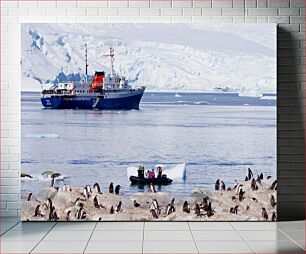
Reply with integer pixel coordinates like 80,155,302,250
129,176,173,185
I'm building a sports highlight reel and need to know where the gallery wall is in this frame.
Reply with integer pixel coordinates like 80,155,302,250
0,0,305,220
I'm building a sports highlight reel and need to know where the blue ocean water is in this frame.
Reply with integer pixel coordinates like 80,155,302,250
21,92,276,197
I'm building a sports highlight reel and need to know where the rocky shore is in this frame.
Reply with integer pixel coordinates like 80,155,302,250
21,176,277,221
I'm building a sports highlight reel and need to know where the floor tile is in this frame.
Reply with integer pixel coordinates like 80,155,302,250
239,230,290,241
1,218,20,223
43,230,92,242
248,240,305,253
282,230,305,249
32,241,87,253
0,241,38,253
90,230,143,241
144,230,193,241
196,241,253,253
95,222,144,231
52,222,96,231
85,241,142,253
145,222,190,231
192,230,243,241
1,231,47,242
189,222,234,231
231,222,276,230
11,222,55,231
143,241,198,253
277,221,304,231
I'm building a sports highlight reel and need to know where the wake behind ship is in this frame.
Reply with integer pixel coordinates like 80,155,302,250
41,46,145,110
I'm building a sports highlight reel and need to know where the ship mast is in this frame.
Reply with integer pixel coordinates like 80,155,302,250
103,47,115,77
85,43,88,82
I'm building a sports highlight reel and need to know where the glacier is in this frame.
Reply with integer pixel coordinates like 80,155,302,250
21,23,276,96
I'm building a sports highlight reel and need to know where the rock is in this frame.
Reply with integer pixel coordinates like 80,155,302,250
36,187,57,202
53,191,80,210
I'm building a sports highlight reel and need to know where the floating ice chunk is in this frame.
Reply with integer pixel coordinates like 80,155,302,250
24,133,59,138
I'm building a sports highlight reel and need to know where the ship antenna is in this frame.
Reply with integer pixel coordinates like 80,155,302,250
85,43,88,82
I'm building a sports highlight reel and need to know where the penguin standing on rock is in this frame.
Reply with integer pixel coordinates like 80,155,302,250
109,183,114,193
270,195,277,207
251,178,258,191
110,206,114,214
182,201,190,213
27,193,32,201
83,186,90,199
150,209,159,219
221,181,226,191
248,168,253,180
195,204,201,216
271,211,277,221
34,205,42,217
215,179,220,190
238,187,245,201
93,183,102,194
134,200,140,208
262,207,268,221
115,185,121,195
66,211,71,221
230,205,239,214
270,180,277,190
115,201,122,213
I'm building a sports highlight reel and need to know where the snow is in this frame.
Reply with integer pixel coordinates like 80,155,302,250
21,23,276,96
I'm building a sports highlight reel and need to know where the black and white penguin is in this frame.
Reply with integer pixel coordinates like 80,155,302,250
251,178,258,191
93,195,100,209
270,180,277,190
271,211,277,221
52,210,59,221
233,180,238,190
238,188,245,201
93,183,102,194
47,198,53,210
34,205,42,217
262,207,268,221
201,197,208,209
232,196,237,201
109,183,114,193
195,204,201,216
252,197,258,202
230,205,239,214
215,179,220,190
221,181,226,191
149,183,156,193
83,186,90,199
50,177,55,188
115,185,121,195
115,201,122,213
27,193,32,201
270,195,277,207
256,175,261,184
165,204,175,215
182,201,190,213
77,207,86,220
259,173,264,180
110,205,114,214
134,200,140,208
66,211,71,221
206,202,214,217
227,187,232,191
86,185,92,194
170,198,175,206
267,176,272,180
150,209,159,219
236,184,243,196
248,168,253,181
74,198,81,206
244,176,249,181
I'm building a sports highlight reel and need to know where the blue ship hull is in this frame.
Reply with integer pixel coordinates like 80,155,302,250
41,91,144,110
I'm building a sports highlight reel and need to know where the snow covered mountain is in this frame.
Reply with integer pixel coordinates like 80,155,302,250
21,23,276,96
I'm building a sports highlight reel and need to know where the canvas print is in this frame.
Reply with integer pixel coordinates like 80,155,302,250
21,23,277,221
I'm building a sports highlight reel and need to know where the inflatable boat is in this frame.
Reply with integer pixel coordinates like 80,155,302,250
129,176,173,185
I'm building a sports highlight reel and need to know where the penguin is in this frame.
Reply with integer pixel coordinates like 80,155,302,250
270,180,277,190
238,188,245,201
149,183,156,193
256,175,261,184
50,177,55,188
201,197,208,209
47,198,53,210
271,211,277,221
86,185,92,194
232,196,237,201
52,210,59,221
110,205,114,214
221,181,226,191
267,176,272,180
150,209,159,219
27,193,32,201
251,178,258,191
133,200,140,208
248,168,253,180
206,202,214,217
170,198,175,206
227,187,232,191
77,207,86,220
74,198,81,206
230,205,239,214
182,201,190,213
66,211,71,221
165,204,175,215
21,173,33,178
262,207,268,221
244,176,249,181
259,173,264,180
51,172,61,179
233,180,238,190
34,205,42,217
215,179,220,190
115,185,121,195
83,186,90,199
109,182,114,193
252,197,258,202
236,184,243,196
93,195,100,209
246,204,250,211
270,194,277,207
93,183,102,194
195,203,201,216
115,201,122,213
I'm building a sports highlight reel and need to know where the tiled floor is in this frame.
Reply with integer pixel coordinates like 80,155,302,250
0,218,304,253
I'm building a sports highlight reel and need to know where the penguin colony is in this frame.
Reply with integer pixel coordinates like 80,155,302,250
22,167,277,221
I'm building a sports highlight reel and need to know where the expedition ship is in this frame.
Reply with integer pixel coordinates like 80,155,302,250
41,45,145,110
